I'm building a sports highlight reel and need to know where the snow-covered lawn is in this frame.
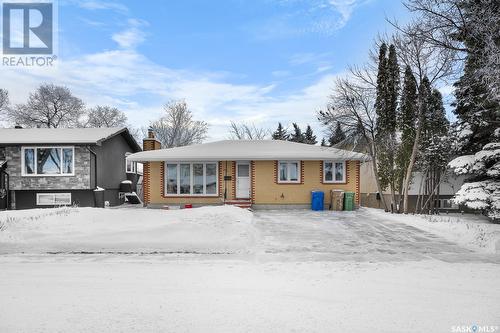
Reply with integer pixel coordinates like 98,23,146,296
0,206,254,255
1,206,500,332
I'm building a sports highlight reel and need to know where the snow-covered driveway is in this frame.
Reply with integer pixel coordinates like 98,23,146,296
253,209,500,263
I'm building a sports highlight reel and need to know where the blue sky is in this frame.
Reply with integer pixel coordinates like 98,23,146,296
2,0,412,140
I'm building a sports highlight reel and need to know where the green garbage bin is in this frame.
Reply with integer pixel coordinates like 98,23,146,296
343,192,355,211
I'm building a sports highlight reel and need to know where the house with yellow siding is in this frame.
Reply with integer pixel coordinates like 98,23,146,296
127,130,367,209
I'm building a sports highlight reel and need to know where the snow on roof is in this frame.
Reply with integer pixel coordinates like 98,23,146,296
0,127,128,145
128,140,368,162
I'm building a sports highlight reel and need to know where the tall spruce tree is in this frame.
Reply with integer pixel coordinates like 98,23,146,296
375,43,400,211
395,66,417,201
329,122,346,146
375,43,388,123
447,0,500,220
402,76,432,213
453,35,498,154
272,122,289,140
289,123,304,143
417,89,451,213
303,125,317,145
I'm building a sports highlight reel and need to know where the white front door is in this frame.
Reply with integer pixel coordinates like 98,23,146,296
236,162,250,198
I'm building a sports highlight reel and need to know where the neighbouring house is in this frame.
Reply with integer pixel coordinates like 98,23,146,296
126,130,367,209
0,127,141,210
360,161,467,212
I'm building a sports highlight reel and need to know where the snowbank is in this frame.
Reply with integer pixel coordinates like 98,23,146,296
366,207,500,253
0,206,254,255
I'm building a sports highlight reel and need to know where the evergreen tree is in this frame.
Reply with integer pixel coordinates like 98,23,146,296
448,0,500,220
303,125,317,145
329,122,346,146
375,43,400,210
374,43,388,124
453,37,498,154
272,122,289,140
395,66,417,192
386,45,399,133
320,138,327,146
289,123,304,143
417,89,451,212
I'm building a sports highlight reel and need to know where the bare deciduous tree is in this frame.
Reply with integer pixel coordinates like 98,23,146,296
318,76,389,211
404,0,500,101
85,106,128,128
228,121,270,140
148,100,208,148
390,27,456,214
4,83,85,128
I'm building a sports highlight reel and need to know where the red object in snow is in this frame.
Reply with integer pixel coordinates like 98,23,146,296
184,204,193,209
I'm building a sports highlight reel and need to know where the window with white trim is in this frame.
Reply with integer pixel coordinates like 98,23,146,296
323,161,346,183
165,162,218,196
22,147,75,176
36,193,72,205
125,153,136,173
278,161,300,183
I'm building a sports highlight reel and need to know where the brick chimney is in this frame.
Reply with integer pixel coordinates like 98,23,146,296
142,128,160,206
143,127,161,151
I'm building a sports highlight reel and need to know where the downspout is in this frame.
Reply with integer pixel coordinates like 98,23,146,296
87,146,97,189
5,172,9,210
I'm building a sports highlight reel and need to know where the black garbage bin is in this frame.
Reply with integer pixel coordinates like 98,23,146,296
0,189,7,210
94,188,105,208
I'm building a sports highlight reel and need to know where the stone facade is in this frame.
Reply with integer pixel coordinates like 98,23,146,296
5,145,92,190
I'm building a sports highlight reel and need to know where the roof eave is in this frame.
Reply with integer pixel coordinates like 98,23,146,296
127,156,367,162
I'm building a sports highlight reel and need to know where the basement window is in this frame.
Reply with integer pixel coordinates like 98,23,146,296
36,193,72,206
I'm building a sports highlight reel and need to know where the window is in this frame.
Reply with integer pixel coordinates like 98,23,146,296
125,153,136,173
166,164,178,194
436,199,458,210
164,162,218,196
206,163,217,194
36,193,72,206
22,147,74,176
323,161,346,183
278,161,300,183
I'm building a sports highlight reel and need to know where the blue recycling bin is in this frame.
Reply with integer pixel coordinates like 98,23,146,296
311,191,324,211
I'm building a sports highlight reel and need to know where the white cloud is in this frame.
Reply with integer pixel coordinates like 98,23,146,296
1,0,345,142
112,19,148,49
247,0,367,40
271,70,291,78
0,47,337,141
77,0,129,14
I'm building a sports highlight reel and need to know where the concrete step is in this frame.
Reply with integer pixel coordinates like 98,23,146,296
225,199,252,209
